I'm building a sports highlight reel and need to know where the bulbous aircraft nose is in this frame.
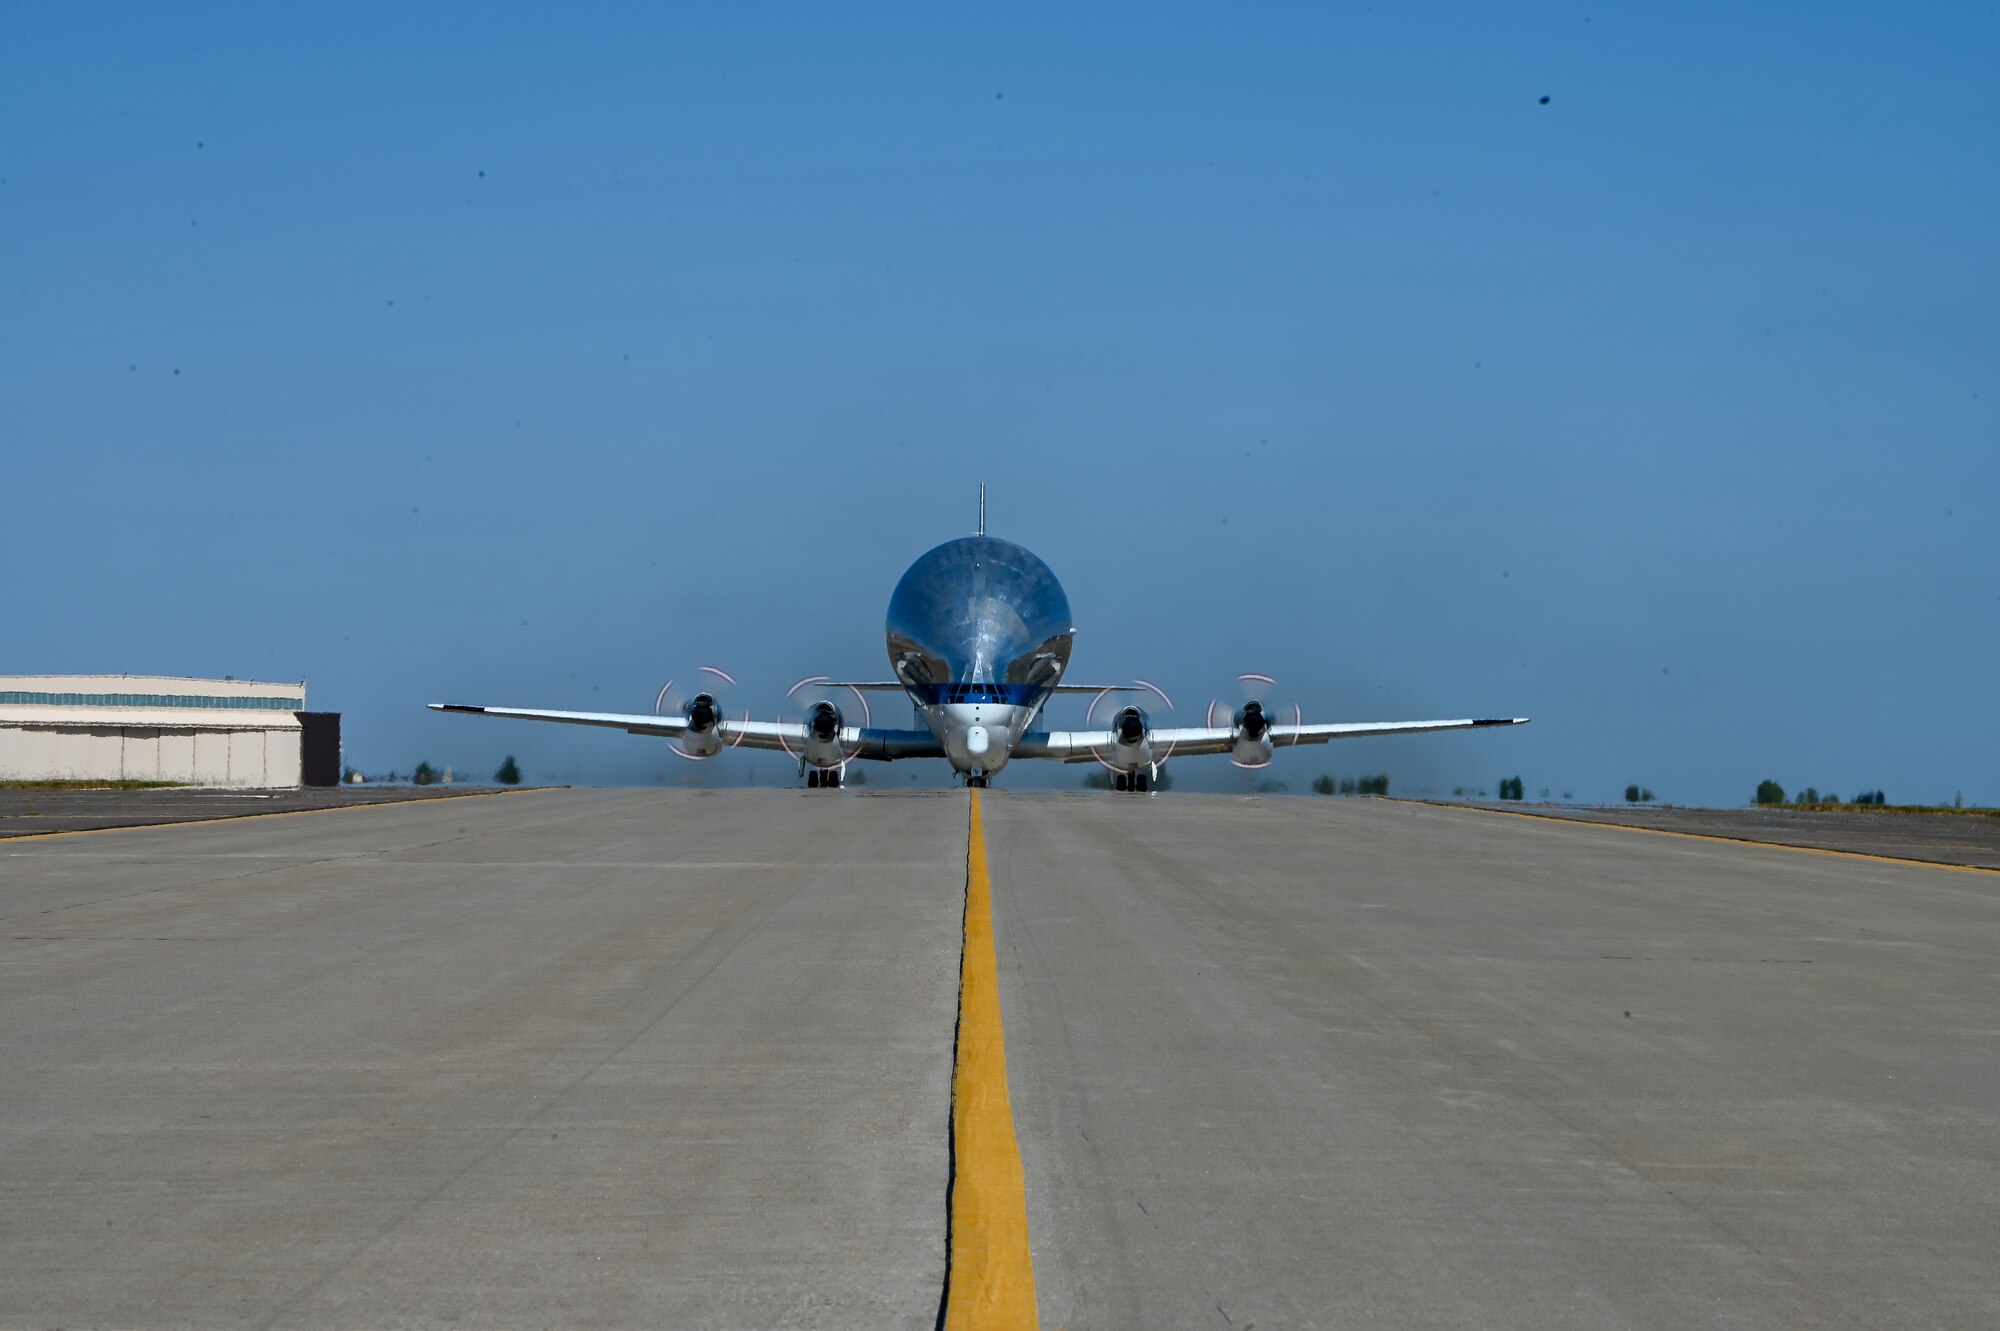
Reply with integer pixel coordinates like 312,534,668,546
965,725,991,756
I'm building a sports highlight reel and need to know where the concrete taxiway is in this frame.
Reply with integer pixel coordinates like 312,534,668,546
988,795,2000,1329
4,789,1998,1328
0,783,525,839
1445,799,2000,871
1,789,963,1328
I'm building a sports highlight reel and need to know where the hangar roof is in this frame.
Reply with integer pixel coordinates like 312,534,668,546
0,675,307,729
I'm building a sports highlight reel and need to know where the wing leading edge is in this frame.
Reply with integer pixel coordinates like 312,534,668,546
425,703,945,759
1017,715,1530,762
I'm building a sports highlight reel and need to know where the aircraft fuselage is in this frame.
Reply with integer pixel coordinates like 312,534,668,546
884,535,1073,781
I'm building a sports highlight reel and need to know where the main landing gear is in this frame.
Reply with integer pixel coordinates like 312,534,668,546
1113,770,1152,793
805,767,843,789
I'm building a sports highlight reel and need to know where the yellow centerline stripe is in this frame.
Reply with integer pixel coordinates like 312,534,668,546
943,789,1041,1330
0,786,547,843
1396,799,2000,876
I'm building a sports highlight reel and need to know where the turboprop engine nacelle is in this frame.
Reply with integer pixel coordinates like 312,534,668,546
802,698,848,768
679,691,725,758
1102,703,1163,793
1232,699,1275,767
1113,704,1149,750
1105,704,1162,775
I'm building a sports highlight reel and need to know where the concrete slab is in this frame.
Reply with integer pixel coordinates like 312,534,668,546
1438,800,2000,870
0,783,536,840
983,791,2000,1330
0,789,963,1329
8,787,1999,1329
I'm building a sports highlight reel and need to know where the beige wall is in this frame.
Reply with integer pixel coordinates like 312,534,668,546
0,675,307,788
159,730,196,782
0,725,302,788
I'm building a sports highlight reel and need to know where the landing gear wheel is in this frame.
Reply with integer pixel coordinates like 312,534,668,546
807,770,820,789
826,769,841,789
1115,772,1129,792
1135,773,1150,793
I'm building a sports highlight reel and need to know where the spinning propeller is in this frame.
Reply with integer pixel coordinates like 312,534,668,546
1206,672,1302,769
1086,678,1177,771
779,675,872,772
653,664,749,760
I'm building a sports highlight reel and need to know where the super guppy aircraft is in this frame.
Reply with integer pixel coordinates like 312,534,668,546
431,497,1527,790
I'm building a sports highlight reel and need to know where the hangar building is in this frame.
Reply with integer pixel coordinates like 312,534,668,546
0,675,335,788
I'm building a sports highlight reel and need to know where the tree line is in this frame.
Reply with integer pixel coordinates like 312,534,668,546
1755,780,1887,807
343,756,524,786
1311,774,1390,796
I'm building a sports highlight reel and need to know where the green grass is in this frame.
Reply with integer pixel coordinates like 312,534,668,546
0,779,189,791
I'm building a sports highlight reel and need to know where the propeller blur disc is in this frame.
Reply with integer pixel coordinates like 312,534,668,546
654,664,748,760
779,674,872,771
1206,672,1301,769
1086,678,1177,771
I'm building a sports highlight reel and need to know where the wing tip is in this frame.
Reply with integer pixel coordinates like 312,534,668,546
1473,716,1531,727
430,703,486,715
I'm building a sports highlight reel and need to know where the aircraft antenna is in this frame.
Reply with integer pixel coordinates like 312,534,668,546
978,482,986,537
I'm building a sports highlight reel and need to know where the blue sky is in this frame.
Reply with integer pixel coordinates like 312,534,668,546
5,4,1995,802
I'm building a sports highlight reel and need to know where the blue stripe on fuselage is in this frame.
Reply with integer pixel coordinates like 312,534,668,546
908,681,1049,707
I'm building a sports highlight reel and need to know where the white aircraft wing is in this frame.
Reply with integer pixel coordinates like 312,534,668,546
1018,716,1529,763
426,703,946,759
1014,730,1122,761
432,702,695,738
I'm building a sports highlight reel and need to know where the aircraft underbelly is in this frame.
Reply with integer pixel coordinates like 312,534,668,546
933,702,1031,772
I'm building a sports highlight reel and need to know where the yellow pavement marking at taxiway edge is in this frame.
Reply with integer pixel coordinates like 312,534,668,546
0,786,548,843
1399,799,2000,876
941,789,1041,1330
